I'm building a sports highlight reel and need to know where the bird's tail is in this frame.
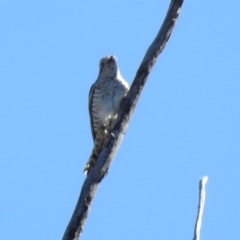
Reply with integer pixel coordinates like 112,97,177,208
83,136,105,175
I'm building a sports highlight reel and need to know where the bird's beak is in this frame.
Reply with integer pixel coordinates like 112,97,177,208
108,56,113,62
108,56,114,63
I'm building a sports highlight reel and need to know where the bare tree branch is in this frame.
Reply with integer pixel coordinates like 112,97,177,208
62,1,184,239
193,176,209,240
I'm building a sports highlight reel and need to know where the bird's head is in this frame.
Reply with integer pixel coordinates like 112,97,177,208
99,55,119,78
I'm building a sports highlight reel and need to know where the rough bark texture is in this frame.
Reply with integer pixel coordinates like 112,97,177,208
62,1,184,239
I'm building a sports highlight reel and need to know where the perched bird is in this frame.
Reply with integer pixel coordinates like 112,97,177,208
84,56,129,174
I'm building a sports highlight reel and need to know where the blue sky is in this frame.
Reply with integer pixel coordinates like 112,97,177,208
1,1,239,239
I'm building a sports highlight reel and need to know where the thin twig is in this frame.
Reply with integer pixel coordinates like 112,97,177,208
193,176,209,240
62,1,184,239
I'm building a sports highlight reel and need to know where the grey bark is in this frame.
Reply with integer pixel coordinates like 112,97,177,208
62,0,184,239
193,176,208,240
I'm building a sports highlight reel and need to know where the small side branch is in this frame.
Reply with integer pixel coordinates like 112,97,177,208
193,176,209,240
62,1,184,239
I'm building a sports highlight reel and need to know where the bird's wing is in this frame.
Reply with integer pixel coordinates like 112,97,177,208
88,83,96,141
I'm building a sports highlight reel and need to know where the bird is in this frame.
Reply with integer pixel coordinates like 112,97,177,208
84,55,129,175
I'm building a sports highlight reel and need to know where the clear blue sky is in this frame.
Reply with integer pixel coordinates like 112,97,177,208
1,1,239,239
